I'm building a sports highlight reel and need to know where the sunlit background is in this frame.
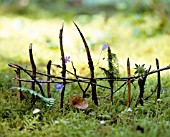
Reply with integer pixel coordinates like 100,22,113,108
0,0,170,76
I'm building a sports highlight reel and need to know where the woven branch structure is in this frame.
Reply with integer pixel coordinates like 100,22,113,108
8,22,170,108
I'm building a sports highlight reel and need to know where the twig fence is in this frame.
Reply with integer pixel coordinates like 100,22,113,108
8,22,170,108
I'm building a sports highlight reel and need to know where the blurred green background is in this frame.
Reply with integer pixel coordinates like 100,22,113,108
1,0,170,19
0,0,170,75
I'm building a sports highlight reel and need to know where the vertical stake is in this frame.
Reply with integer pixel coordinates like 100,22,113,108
29,43,36,104
59,21,66,109
74,22,98,106
15,68,22,101
156,58,161,99
126,58,131,107
47,60,52,98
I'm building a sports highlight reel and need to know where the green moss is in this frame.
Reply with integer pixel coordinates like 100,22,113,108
0,13,170,137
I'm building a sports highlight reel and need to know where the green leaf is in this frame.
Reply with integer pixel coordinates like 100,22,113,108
11,87,55,106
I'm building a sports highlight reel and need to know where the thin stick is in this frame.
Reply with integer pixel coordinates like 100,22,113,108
126,58,131,107
11,64,45,96
71,61,91,98
74,22,98,105
9,62,170,92
156,58,161,99
14,68,22,101
47,60,52,98
113,81,127,94
9,63,170,81
54,64,126,81
144,84,158,100
29,44,36,103
104,81,127,98
59,21,66,109
13,77,112,90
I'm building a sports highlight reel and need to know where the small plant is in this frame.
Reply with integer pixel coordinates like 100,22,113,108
100,45,119,104
134,64,151,106
134,64,147,76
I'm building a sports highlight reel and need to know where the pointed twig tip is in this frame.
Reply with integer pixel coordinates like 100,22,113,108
73,21,78,28
61,20,64,29
73,21,76,25
127,58,130,62
29,43,32,49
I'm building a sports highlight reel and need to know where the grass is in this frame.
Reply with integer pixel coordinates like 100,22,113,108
0,12,170,136
0,75,170,137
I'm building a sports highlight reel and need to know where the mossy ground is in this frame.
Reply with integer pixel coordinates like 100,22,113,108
0,13,170,137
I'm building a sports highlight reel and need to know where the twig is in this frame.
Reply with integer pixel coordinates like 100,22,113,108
29,44,37,103
14,68,22,101
59,21,66,108
126,58,131,107
74,22,98,105
10,64,45,97
9,63,170,82
13,77,112,90
104,81,127,98
9,63,75,81
98,64,170,80
71,61,90,98
113,81,127,95
9,63,170,92
47,60,52,98
10,63,127,81
53,64,94,81
145,65,169,75
156,58,161,99
144,84,158,100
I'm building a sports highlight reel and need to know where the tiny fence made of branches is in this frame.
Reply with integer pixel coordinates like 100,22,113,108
9,22,170,109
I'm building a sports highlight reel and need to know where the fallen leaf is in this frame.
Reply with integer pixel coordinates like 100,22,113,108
72,96,88,109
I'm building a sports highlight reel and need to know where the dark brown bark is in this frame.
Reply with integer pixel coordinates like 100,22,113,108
156,58,161,99
59,21,66,109
29,44,36,103
74,22,98,105
14,68,22,101
71,61,90,98
126,58,131,107
47,60,52,98
137,66,151,106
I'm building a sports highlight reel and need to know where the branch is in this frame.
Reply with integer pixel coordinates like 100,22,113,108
29,43,37,102
11,64,45,96
113,81,127,95
9,63,170,82
71,61,90,98
13,77,112,90
74,22,98,105
144,84,158,100
59,21,66,108
14,68,22,101
126,58,131,107
156,58,161,99
47,60,52,98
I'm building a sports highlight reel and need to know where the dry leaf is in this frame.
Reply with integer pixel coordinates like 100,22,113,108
72,96,88,109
